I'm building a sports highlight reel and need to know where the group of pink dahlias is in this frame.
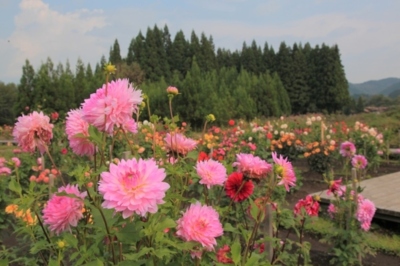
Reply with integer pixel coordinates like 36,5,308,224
327,189,376,231
326,141,376,231
340,141,368,169
66,79,143,156
0,157,20,176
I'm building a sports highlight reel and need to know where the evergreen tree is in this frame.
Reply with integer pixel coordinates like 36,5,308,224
169,30,191,79
272,72,291,115
276,42,296,112
0,82,17,124
74,58,88,106
198,33,216,72
290,44,310,114
109,39,122,64
262,42,275,73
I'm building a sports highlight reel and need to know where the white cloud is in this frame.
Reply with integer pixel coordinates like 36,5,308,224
1,0,107,82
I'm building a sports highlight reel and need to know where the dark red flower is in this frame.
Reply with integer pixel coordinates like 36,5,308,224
197,151,209,161
228,119,235,126
61,148,68,155
225,172,254,202
51,112,59,121
216,245,234,264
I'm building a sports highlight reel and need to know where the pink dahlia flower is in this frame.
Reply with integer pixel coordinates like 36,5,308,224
294,195,320,217
13,111,53,154
351,154,368,169
42,184,87,235
11,157,21,168
327,203,336,219
66,109,95,156
0,167,11,175
196,159,227,189
164,132,197,156
81,78,142,135
99,158,170,218
340,141,356,158
232,153,272,179
176,202,223,250
327,179,343,196
272,152,296,191
356,199,376,231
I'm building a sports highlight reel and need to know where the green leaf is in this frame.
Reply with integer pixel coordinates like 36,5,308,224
82,258,104,266
186,150,199,161
30,239,48,255
249,198,260,221
124,247,154,260
231,240,241,265
9,178,22,195
116,221,145,243
155,218,176,232
0,259,9,266
63,233,78,248
224,223,238,233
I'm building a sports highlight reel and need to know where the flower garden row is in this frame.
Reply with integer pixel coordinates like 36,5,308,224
0,65,388,265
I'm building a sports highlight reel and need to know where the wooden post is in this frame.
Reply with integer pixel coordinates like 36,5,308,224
264,204,273,262
122,151,131,160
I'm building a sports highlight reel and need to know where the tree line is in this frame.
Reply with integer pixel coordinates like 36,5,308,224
4,25,351,126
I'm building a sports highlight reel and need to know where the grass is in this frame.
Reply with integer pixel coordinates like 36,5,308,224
0,145,15,159
304,216,400,256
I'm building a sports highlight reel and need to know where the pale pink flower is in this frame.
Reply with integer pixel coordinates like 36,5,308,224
340,141,356,158
176,202,223,250
42,184,87,235
327,203,336,219
166,86,179,95
81,79,142,135
66,109,95,156
0,157,5,167
12,111,53,154
0,167,11,175
99,158,170,218
351,155,368,169
272,152,296,191
11,157,21,168
164,132,197,156
196,159,227,189
232,153,272,179
356,199,376,231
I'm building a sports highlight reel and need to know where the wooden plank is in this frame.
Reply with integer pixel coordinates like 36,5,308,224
312,171,400,222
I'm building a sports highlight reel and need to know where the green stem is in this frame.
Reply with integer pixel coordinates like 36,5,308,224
86,187,117,264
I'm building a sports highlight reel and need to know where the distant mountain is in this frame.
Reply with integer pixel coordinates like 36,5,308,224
348,77,400,96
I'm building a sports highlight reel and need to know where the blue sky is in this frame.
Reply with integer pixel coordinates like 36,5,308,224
0,0,399,84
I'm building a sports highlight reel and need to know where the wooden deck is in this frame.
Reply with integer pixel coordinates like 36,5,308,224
313,171,400,222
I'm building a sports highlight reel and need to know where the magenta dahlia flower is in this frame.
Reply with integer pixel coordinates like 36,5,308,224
81,79,142,135
13,111,53,154
232,153,272,179
356,199,376,231
176,202,223,250
164,132,197,156
272,152,296,191
66,109,95,156
351,154,368,169
42,184,87,235
196,159,227,189
340,141,356,158
99,158,170,218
